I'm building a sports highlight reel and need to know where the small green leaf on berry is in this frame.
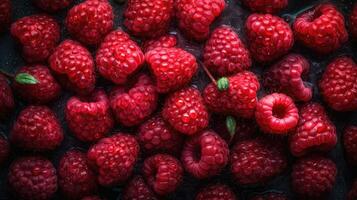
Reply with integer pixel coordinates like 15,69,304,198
226,116,236,138
15,73,38,84
217,77,229,91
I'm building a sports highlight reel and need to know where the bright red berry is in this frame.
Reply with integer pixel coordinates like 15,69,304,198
0,0,11,33
250,192,288,200
123,175,158,200
195,184,237,200
0,74,14,120
241,0,287,14
33,0,74,12
0,135,9,166
348,179,357,200
351,4,357,40
343,126,357,166
142,34,177,53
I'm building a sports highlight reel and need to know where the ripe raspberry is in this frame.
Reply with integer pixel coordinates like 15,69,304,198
87,133,140,186
13,65,61,104
263,54,312,102
66,90,114,142
145,47,198,93
255,93,299,134
11,14,60,63
0,74,14,120
319,56,357,111
230,137,287,185
123,175,158,200
245,13,293,63
293,3,348,54
195,184,236,200
290,103,337,157
291,155,337,199
0,136,9,166
162,87,209,135
142,34,177,53
110,74,158,126
138,116,183,155
348,179,357,200
351,4,357,40
0,0,11,33
49,40,96,95
204,26,251,76
8,157,57,200
203,71,260,118
343,126,357,166
250,192,288,200
96,30,144,84
10,106,63,151
66,0,114,45
242,0,287,14
143,154,183,195
175,0,226,41
181,131,229,179
81,196,102,200
33,0,74,12
124,0,174,38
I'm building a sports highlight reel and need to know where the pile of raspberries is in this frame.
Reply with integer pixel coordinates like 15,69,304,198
0,0,357,199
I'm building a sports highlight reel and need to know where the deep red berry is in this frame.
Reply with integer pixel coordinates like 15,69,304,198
162,87,209,135
145,47,198,93
0,74,14,120
8,157,57,200
0,0,11,33
33,0,74,12
11,14,60,62
204,26,251,76
290,103,337,157
242,0,287,14
250,192,288,200
293,3,348,54
81,196,102,200
351,4,357,40
343,126,357,166
195,184,236,200
319,56,357,111
348,179,357,200
255,93,299,134
142,34,177,53
123,175,158,200
245,13,293,63
0,136,9,166
264,54,312,102
87,133,140,186
143,154,183,195
10,106,63,151
110,74,158,126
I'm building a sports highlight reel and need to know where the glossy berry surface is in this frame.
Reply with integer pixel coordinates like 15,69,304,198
195,184,237,200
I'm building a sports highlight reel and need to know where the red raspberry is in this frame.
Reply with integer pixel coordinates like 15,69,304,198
255,93,299,134
319,56,357,111
230,137,287,185
142,34,177,53
124,0,174,38
242,0,287,14
143,154,183,195
351,4,357,40
0,136,9,166
66,90,113,142
58,150,98,199
343,126,357,166
13,65,61,104
263,54,312,102
293,3,348,54
8,157,57,200
87,133,140,186
66,0,114,45
250,192,288,200
203,71,260,118
10,106,63,151
145,47,198,93
290,103,337,157
245,14,293,63
195,184,236,200
204,26,251,76
33,0,74,12
138,116,183,155
123,175,158,200
175,0,226,41
11,14,60,63
110,74,158,126
162,87,209,135
0,0,11,33
49,40,96,95
0,74,14,120
291,155,337,199
181,131,229,179
96,30,144,84
348,179,357,200
81,196,102,200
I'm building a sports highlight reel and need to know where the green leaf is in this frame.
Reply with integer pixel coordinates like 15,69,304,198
15,73,38,85
226,116,236,139
217,77,229,91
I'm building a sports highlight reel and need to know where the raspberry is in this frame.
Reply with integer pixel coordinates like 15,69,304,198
203,71,260,118
255,93,299,134
81,196,102,200
87,133,140,186
175,0,226,41
13,65,61,104
145,47,198,93
351,4,357,40
123,175,158,200
66,90,113,142
181,131,229,179
162,87,209,135
142,34,177,53
343,126,357,166
8,157,57,200
0,136,9,166
66,0,114,45
49,40,96,95
143,154,183,195
11,14,60,62
33,0,73,12
195,184,236,200
96,30,144,84
291,155,337,199
293,3,348,54
290,103,337,157
110,74,158,126
10,106,63,151
348,179,357,200
245,14,293,63
319,56,357,111
250,192,288,200
204,26,251,76
58,150,98,199
230,137,287,185
124,0,174,38
241,0,287,14
263,54,312,102
0,74,14,120
0,0,11,33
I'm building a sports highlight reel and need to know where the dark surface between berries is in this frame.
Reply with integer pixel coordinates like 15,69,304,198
0,0,356,199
